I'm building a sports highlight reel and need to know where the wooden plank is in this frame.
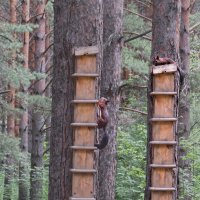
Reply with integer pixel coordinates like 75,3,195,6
73,127,95,146
150,164,176,168
74,46,99,56
152,122,175,141
70,198,95,200
150,187,175,191
150,118,177,122
72,174,94,197
71,146,97,150
70,169,96,173
71,100,98,103
152,145,175,164
151,192,173,200
153,96,174,117
150,92,177,95
71,123,98,127
150,141,177,145
73,150,94,169
151,168,173,187
75,77,96,100
76,55,96,73
74,104,96,123
72,73,99,77
153,73,175,92
152,64,177,74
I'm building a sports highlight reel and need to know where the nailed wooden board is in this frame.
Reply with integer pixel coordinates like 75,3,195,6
72,174,94,198
75,77,96,100
152,145,175,164
153,74,174,92
73,150,94,169
152,64,177,74
74,46,99,56
74,104,96,123
151,192,173,200
152,122,175,141
76,55,97,73
152,168,173,187
153,96,174,117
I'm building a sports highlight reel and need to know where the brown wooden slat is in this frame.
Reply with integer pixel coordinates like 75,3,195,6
152,64,177,74
149,187,176,191
150,118,177,122
150,164,176,168
71,100,98,103
73,46,99,56
70,146,97,150
72,73,99,77
70,169,96,173
70,198,95,200
150,141,177,145
150,92,177,95
71,123,98,127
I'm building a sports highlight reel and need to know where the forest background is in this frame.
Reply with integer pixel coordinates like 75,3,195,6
0,0,200,200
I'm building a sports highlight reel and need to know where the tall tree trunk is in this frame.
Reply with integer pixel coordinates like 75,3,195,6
3,1,17,199
178,0,191,199
145,0,181,199
97,1,123,200
19,0,30,199
49,1,103,199
30,1,46,199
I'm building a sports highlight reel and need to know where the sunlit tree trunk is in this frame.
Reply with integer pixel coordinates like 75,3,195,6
145,0,181,199
97,1,123,200
178,0,191,199
18,0,30,199
30,1,46,199
49,1,103,199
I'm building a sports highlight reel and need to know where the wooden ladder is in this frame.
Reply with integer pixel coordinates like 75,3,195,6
147,64,179,200
70,46,99,200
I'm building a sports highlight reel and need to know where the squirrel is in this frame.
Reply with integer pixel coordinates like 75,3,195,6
95,97,109,150
153,56,176,66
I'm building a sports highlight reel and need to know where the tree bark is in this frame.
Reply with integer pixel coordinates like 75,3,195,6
19,0,30,199
49,1,103,200
178,0,191,199
145,0,181,199
30,1,46,199
97,1,123,200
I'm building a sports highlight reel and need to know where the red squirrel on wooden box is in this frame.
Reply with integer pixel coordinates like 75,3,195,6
95,97,109,149
153,56,176,66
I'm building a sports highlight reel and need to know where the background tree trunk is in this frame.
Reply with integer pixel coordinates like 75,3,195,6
145,0,181,199
97,1,123,200
49,1,102,199
30,1,46,199
178,0,191,199
19,0,30,199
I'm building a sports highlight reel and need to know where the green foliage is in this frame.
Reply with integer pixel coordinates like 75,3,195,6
116,124,147,200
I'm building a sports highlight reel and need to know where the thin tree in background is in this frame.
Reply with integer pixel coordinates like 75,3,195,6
179,0,191,199
97,1,123,200
30,0,46,199
145,0,181,199
19,0,30,199
3,1,18,199
49,1,103,199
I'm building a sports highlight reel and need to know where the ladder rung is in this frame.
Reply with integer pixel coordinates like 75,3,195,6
150,92,177,96
70,169,96,173
72,73,99,77
71,100,98,103
150,118,177,122
150,141,177,145
149,187,176,191
150,164,176,168
70,198,96,200
71,123,98,127
70,146,97,150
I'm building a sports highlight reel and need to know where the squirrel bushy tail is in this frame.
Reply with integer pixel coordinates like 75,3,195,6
95,132,109,150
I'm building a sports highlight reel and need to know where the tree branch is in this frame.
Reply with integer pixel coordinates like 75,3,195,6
124,30,152,43
119,107,147,115
123,31,152,41
190,22,200,32
124,8,152,22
